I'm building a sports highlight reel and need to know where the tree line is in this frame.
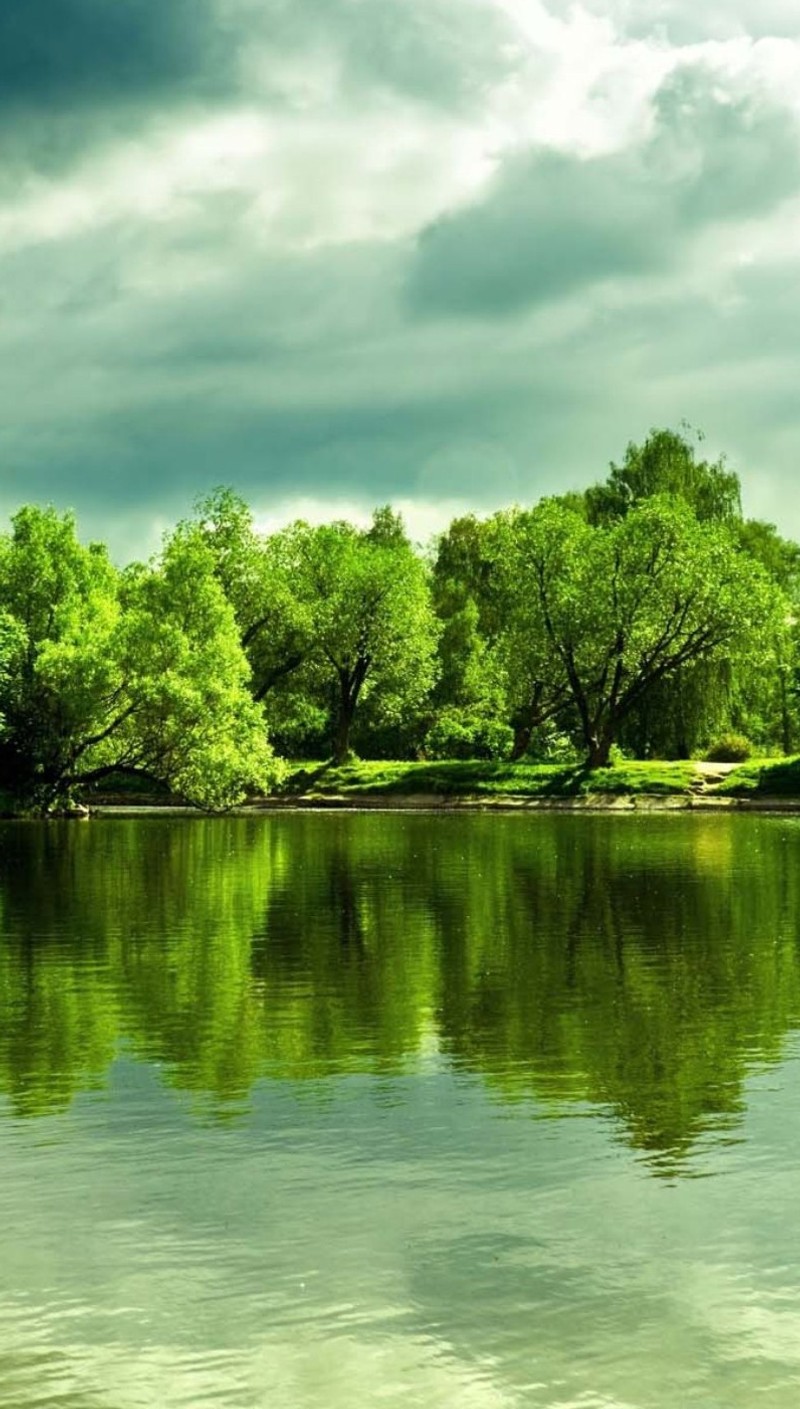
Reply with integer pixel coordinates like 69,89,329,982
1,427,797,809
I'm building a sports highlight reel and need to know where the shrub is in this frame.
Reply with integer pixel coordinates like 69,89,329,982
525,726,580,764
705,733,753,763
607,743,629,767
425,709,513,761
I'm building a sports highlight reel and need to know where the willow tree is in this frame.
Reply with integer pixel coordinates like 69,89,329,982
509,496,784,768
296,509,439,762
431,511,573,760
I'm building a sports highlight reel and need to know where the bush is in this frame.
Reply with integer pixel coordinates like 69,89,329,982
705,733,753,763
425,709,513,761
524,725,580,764
607,743,629,767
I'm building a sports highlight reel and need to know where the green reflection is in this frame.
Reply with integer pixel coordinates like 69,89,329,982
433,819,800,1169
0,815,799,1171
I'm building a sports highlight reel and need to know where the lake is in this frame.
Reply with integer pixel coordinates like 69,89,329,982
1,812,800,1407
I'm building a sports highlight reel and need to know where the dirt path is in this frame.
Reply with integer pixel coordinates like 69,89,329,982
690,761,739,794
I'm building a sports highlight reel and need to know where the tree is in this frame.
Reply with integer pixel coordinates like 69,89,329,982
736,519,800,753
509,497,784,767
431,511,571,761
428,514,509,754
581,430,746,756
183,489,315,703
296,510,439,762
0,506,122,805
0,507,278,809
585,427,742,525
492,512,573,760
111,530,280,808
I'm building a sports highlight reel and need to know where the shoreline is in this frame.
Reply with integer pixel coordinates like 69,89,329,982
83,792,800,816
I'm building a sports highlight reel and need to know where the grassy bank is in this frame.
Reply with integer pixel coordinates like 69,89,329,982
278,759,699,801
713,757,800,797
52,755,800,813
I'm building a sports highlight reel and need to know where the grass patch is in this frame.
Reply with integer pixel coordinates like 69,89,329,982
714,757,800,797
280,759,697,800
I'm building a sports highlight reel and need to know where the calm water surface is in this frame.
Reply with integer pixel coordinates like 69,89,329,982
1,813,800,1407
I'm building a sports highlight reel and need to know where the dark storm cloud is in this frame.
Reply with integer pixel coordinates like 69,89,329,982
0,0,516,179
0,0,514,122
0,0,233,108
0,0,243,179
407,67,800,318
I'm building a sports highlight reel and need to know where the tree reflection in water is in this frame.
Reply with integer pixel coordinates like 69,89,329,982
0,814,798,1175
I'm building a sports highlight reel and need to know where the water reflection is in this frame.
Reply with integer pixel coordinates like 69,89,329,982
1,814,799,1172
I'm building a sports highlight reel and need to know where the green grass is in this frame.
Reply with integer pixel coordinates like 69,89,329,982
279,759,698,800
713,757,800,797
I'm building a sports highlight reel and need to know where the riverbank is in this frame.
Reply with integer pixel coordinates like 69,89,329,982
81,756,800,815
245,755,800,811
8,756,800,817
278,758,702,800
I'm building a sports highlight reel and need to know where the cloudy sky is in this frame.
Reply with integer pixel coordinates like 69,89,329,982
3,0,800,558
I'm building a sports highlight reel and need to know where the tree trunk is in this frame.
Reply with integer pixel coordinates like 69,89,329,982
780,673,793,756
586,731,613,769
510,719,533,762
332,661,368,763
333,685,355,764
508,684,546,762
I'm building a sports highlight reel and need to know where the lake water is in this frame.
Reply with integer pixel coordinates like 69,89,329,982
1,812,800,1407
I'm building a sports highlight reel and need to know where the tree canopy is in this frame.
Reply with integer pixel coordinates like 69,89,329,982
293,510,440,762
0,426,797,804
585,427,742,524
504,496,782,766
0,507,278,810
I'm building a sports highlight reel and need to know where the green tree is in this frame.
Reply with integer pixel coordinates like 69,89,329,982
580,429,745,756
428,515,509,755
737,519,800,753
186,489,316,705
111,530,279,808
585,427,742,524
0,507,278,809
296,510,440,762
430,511,573,761
0,506,121,805
510,497,783,767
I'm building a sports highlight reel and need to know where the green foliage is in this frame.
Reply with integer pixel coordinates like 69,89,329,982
3,813,800,1171
714,757,800,796
1,425,800,788
0,506,279,810
738,519,800,598
431,510,567,760
113,530,280,809
424,708,513,760
183,489,316,704
705,733,753,763
0,506,122,805
585,427,742,524
577,431,797,759
294,511,440,760
505,495,784,766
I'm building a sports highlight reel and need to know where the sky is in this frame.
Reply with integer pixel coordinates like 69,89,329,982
2,0,800,559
